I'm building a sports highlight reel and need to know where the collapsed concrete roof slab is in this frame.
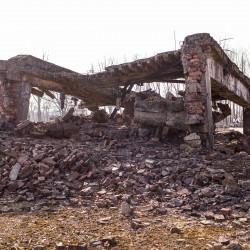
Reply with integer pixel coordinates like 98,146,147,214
1,33,250,147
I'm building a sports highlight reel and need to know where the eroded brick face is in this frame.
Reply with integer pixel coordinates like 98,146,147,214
182,54,207,116
0,76,16,122
181,35,214,147
0,75,19,123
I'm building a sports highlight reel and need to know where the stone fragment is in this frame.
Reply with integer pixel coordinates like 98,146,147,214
139,205,154,212
55,242,66,250
121,194,131,202
145,159,156,168
0,206,13,213
68,244,87,250
120,201,133,217
38,176,46,182
26,192,35,201
34,153,46,162
131,220,144,230
0,184,6,192
214,214,225,222
200,187,214,197
170,227,181,234
176,239,186,244
200,220,213,225
38,162,50,173
205,211,215,220
241,180,250,191
213,243,223,250
156,207,167,215
79,187,94,196
227,242,242,250
9,163,21,181
90,240,102,247
42,157,56,167
184,133,201,148
33,246,45,250
75,244,87,250
97,217,112,224
7,181,19,192
231,220,243,228
238,217,248,223
101,235,116,247
96,200,109,208
17,154,29,165
220,208,231,216
241,202,250,212
177,188,191,196
15,120,32,134
67,245,78,250
170,198,184,207
218,236,230,245
19,165,34,178
10,246,19,250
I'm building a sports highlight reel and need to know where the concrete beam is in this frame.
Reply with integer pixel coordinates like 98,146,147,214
22,75,64,92
208,58,250,107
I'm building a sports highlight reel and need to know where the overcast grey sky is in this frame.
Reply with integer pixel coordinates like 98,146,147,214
0,0,249,73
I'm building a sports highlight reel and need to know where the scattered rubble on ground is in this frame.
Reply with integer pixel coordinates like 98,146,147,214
0,111,249,249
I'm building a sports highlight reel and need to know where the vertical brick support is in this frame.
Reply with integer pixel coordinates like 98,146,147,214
243,108,250,135
0,74,16,123
0,74,31,123
181,34,214,148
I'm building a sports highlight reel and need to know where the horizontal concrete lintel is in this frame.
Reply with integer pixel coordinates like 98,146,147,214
22,75,64,92
208,58,250,107
211,78,250,108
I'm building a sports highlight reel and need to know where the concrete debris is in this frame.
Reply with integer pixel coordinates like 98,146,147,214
0,119,249,217
0,116,249,248
9,163,21,181
120,201,133,217
91,109,109,123
184,133,201,148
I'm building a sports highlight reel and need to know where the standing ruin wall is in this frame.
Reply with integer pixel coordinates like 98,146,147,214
0,33,250,148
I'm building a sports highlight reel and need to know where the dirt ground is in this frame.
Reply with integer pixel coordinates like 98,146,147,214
0,201,249,250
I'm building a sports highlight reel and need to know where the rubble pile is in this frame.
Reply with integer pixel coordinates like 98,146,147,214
0,118,249,218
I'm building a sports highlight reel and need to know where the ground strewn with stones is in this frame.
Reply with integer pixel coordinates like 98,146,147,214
0,203,249,250
0,119,250,249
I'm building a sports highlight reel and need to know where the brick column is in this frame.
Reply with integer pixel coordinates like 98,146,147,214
0,74,31,123
181,34,214,148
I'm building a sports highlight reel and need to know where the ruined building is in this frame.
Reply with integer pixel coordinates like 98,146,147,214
0,33,250,148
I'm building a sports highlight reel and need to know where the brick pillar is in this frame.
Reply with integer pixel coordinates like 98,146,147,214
181,35,214,148
0,74,31,123
243,108,250,135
